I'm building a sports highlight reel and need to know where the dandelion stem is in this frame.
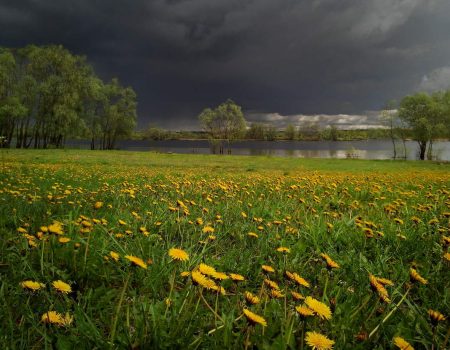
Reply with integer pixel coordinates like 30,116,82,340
368,287,410,339
199,289,224,323
109,271,130,346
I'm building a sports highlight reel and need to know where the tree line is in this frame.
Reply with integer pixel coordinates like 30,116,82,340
0,45,137,149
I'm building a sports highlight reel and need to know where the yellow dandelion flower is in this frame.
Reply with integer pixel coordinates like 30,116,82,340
286,271,310,288
295,305,315,317
41,311,73,327
375,277,394,286
248,232,259,238
229,273,245,281
124,255,148,269
410,268,427,285
21,280,45,291
276,246,290,253
58,237,71,243
94,201,103,209
48,222,64,235
264,279,280,290
168,248,189,262
369,274,391,303
191,271,217,290
305,296,332,320
41,311,62,325
393,336,414,350
243,309,267,327
443,252,450,262
394,218,404,225
110,251,120,262
211,271,229,280
202,226,214,234
118,219,127,226
270,289,284,298
52,280,72,294
305,331,335,350
245,291,260,305
428,309,446,326
262,265,275,273
198,263,216,276
291,291,305,300
180,271,190,277
320,253,340,269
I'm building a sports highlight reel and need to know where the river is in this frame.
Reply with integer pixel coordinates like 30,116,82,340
67,139,450,161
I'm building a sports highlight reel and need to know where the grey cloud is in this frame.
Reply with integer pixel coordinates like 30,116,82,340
418,66,450,92
246,111,387,130
1,0,449,128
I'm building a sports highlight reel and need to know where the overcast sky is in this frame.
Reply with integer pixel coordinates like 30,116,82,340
1,0,450,129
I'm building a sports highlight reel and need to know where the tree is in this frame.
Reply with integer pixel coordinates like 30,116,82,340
399,93,441,160
285,124,297,140
198,99,246,154
0,44,138,150
380,100,399,159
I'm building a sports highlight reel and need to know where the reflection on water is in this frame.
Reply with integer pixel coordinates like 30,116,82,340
66,139,450,161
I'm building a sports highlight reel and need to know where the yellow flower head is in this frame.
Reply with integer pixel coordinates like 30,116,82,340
94,201,103,209
262,265,275,273
305,331,335,350
393,336,414,350
305,296,332,320
369,274,391,303
286,271,310,288
52,280,72,294
202,226,214,234
169,248,189,262
191,271,217,290
48,222,64,235
41,311,73,327
428,309,446,325
291,291,305,301
198,263,216,276
296,305,315,317
264,279,280,290
276,246,291,253
245,291,260,305
243,309,267,327
110,251,120,262
410,268,427,285
320,253,340,269
229,273,245,281
21,280,45,291
124,255,148,269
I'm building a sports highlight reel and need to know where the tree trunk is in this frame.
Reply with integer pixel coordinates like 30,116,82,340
427,140,433,160
418,141,427,160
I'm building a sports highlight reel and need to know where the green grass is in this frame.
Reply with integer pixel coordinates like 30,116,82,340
0,149,449,349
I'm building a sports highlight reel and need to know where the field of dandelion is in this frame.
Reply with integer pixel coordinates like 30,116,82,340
1,149,449,349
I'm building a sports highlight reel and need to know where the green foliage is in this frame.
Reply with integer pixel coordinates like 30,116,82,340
198,100,246,152
0,45,137,150
284,124,297,140
399,92,449,160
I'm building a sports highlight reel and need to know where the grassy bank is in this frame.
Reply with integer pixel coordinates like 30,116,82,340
0,150,449,349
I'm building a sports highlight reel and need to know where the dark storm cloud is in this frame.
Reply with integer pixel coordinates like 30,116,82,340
1,0,450,129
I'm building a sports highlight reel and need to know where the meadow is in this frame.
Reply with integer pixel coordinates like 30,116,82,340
0,149,449,349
